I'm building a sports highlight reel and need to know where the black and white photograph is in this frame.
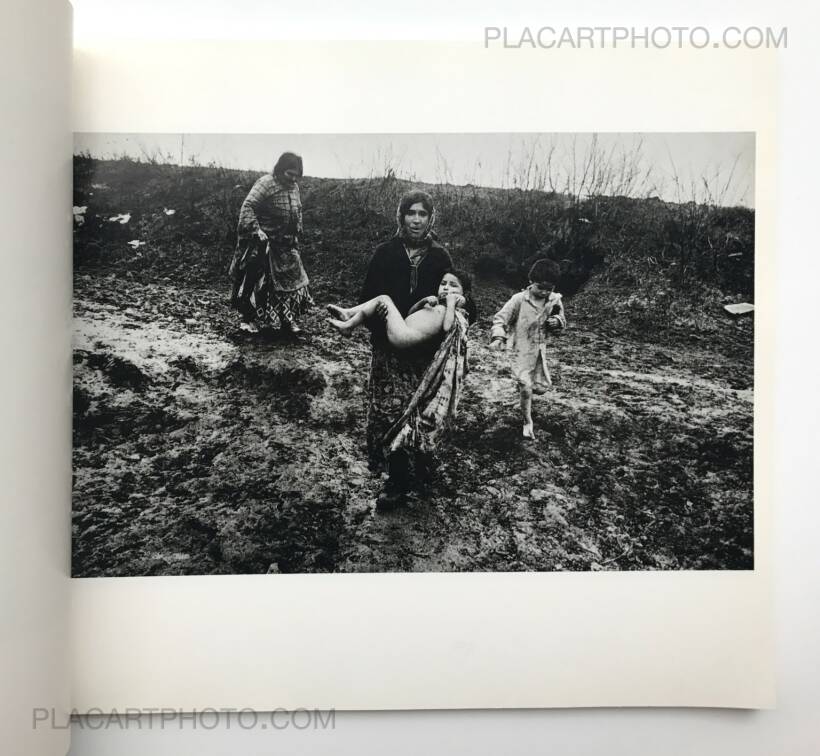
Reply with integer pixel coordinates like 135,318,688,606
72,132,755,577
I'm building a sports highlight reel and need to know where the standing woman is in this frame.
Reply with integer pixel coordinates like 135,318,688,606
360,189,475,510
230,152,314,334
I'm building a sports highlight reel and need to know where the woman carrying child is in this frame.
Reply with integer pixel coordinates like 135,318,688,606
354,189,476,510
328,270,467,347
490,258,566,440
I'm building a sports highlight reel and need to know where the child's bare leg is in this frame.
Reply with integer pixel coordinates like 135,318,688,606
327,296,391,328
327,309,367,333
359,295,429,348
327,296,402,336
327,305,350,321
382,308,428,349
519,382,535,439
328,295,428,348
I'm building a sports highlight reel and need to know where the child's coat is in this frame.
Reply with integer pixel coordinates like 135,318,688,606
490,287,566,391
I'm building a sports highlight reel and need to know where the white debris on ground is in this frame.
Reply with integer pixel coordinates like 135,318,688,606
723,303,754,317
108,213,131,224
127,240,146,249
163,208,176,216
73,206,88,225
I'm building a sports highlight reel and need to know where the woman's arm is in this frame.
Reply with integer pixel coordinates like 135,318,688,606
237,177,269,240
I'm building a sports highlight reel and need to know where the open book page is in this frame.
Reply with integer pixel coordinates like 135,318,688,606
1,0,73,753
71,40,775,710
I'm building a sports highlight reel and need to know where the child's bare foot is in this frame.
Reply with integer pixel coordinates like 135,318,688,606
522,422,535,440
327,317,353,335
326,304,350,321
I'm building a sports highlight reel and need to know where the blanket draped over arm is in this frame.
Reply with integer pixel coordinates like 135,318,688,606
382,310,469,456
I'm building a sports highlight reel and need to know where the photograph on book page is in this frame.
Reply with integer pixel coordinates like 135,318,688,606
72,131,756,578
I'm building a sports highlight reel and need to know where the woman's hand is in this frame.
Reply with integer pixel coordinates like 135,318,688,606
256,228,268,242
444,293,466,309
375,300,390,320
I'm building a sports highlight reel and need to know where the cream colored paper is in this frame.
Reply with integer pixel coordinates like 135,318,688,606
1,1,73,753
71,41,775,710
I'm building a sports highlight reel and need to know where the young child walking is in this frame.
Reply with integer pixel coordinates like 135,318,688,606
489,258,566,439
327,271,468,349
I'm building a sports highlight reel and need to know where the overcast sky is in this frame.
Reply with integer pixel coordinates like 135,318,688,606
75,132,755,207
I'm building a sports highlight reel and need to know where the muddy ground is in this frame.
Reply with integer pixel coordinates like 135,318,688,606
73,269,753,576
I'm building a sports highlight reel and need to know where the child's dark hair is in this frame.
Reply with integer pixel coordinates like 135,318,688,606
442,268,478,324
528,258,561,286
444,268,473,296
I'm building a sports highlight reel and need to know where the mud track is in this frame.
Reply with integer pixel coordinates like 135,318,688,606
73,274,753,576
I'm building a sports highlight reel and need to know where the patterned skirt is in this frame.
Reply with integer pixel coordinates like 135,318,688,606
255,285,315,329
230,239,314,328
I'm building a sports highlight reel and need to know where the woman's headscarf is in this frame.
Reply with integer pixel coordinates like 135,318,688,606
395,189,436,243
